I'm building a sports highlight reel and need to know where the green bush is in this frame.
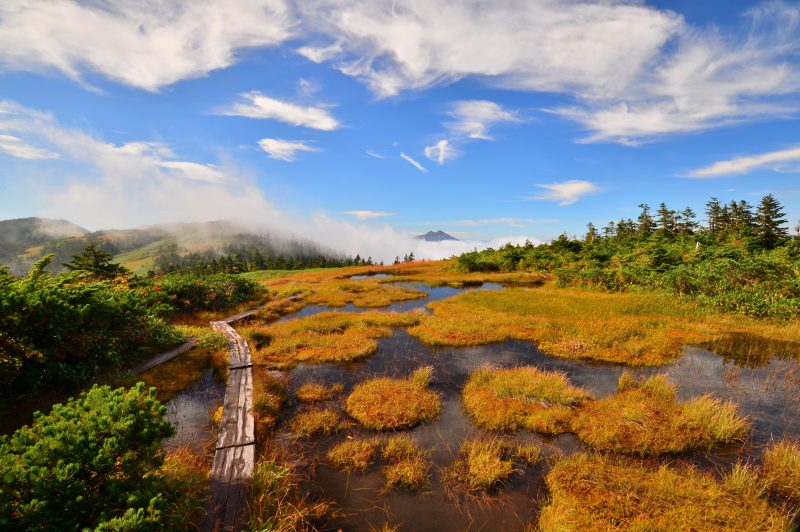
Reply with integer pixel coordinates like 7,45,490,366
0,383,177,530
0,257,181,400
147,272,263,312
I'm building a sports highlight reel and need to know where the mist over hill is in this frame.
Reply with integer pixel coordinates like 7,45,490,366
0,218,343,275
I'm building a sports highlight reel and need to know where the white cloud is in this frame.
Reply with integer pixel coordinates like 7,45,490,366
424,139,453,165
450,218,559,228
0,133,59,160
220,92,340,131
297,0,800,143
366,148,388,159
530,180,599,206
343,210,394,220
446,101,521,140
258,138,318,161
158,161,227,183
0,0,294,91
686,146,800,178
400,152,428,173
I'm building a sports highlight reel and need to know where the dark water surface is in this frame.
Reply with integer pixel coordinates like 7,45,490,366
163,369,225,452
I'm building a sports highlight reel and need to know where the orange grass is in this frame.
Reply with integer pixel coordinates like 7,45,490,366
572,373,749,456
381,435,430,491
445,439,515,492
327,438,379,472
763,439,800,502
462,366,591,434
243,311,421,368
345,367,440,430
538,453,791,531
407,285,800,366
290,408,343,438
296,382,344,403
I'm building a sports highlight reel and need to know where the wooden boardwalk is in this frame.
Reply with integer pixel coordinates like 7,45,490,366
201,320,256,532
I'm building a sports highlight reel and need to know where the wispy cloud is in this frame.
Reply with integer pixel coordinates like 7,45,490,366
258,138,318,161
0,134,59,160
529,180,599,206
0,0,294,91
221,92,340,131
686,146,800,178
298,0,800,143
400,152,428,173
423,139,453,165
451,217,559,228
365,148,388,159
342,210,395,220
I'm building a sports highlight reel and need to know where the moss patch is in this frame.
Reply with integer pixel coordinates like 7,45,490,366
462,366,590,434
539,453,790,531
244,311,421,369
345,367,440,430
572,373,749,456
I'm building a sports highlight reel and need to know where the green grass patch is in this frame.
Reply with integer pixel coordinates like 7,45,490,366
462,366,591,434
345,367,440,430
539,453,790,531
572,373,749,456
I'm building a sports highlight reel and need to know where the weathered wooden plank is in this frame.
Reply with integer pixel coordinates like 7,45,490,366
129,338,198,375
215,367,255,449
211,321,252,368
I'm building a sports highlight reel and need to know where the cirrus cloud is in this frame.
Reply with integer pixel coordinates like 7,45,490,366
219,91,340,131
529,180,599,206
258,138,319,161
686,146,800,178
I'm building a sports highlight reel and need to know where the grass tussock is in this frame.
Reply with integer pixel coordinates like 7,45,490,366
462,366,591,434
572,373,749,456
296,382,344,403
538,453,790,531
445,439,515,492
407,285,800,366
514,444,543,466
290,408,343,438
345,367,440,430
366,260,547,287
763,439,800,502
249,455,333,531
327,438,380,472
381,435,430,491
253,368,287,437
244,311,421,368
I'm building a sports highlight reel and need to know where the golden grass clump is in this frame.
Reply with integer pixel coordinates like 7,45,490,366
381,435,430,491
296,382,344,403
538,453,790,531
244,311,421,368
327,438,379,472
159,446,210,529
345,367,440,430
446,439,515,492
249,455,333,531
514,444,543,466
253,368,287,435
406,286,800,366
290,408,343,438
763,439,800,502
462,366,591,434
571,373,749,456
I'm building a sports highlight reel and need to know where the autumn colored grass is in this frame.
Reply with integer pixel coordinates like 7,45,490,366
243,311,421,368
462,366,591,434
538,453,791,531
290,408,343,438
327,438,379,472
445,439,515,492
160,446,210,529
407,285,800,366
249,453,333,531
381,435,430,491
571,373,749,456
296,382,344,403
763,439,800,502
253,368,287,436
368,260,548,287
345,367,440,430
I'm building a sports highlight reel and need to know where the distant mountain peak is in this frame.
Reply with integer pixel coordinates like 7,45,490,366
415,230,458,242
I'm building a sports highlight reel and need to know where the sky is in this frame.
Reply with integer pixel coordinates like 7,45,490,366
0,0,799,261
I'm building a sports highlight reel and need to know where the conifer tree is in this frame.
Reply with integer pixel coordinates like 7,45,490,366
63,243,129,280
754,194,788,249
585,222,598,242
637,204,654,238
705,197,722,233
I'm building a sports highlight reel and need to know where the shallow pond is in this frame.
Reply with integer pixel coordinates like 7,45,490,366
272,329,800,531
163,369,224,452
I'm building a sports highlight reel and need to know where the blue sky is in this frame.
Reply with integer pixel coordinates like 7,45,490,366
0,0,799,259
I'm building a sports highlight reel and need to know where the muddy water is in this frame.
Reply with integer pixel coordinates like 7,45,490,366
272,328,800,531
163,369,224,452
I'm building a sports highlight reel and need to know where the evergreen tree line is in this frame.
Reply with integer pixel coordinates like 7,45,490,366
152,243,384,274
454,194,800,319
